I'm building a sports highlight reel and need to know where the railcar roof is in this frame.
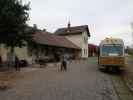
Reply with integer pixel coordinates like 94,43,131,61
99,38,124,46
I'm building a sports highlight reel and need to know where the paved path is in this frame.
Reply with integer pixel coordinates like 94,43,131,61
0,57,119,100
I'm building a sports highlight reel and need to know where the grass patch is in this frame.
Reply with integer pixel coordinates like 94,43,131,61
128,54,133,59
111,75,133,100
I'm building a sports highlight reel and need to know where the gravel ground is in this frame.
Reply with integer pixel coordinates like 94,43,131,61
125,57,133,80
123,56,133,92
0,57,119,100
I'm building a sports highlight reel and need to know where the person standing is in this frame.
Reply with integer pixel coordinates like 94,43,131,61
60,55,63,71
64,54,67,71
0,56,2,67
60,55,67,71
15,56,20,71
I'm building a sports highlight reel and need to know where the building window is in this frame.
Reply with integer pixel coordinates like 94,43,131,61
45,47,48,56
84,49,86,55
84,49,87,56
86,49,87,55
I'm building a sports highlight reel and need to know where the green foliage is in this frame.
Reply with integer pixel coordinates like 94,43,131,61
126,47,133,56
0,0,30,48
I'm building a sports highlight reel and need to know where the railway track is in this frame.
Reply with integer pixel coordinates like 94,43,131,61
110,74,133,100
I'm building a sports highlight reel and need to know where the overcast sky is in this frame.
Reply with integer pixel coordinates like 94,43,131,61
24,0,133,46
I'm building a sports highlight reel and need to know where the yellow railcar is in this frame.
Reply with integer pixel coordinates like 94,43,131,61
98,38,125,70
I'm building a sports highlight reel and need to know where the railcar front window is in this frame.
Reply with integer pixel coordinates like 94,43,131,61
102,44,123,56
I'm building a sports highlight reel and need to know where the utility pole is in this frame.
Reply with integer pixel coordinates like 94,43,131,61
131,23,133,48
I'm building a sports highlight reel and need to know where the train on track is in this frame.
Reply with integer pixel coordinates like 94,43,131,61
98,38,125,71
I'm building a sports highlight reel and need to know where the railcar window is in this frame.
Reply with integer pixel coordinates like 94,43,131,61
102,44,123,56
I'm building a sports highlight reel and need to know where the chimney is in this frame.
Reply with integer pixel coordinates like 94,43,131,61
68,21,71,28
33,24,37,30
67,21,71,32
43,28,46,32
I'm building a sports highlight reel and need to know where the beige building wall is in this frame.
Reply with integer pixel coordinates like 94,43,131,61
82,31,88,58
0,44,8,61
65,34,82,48
15,47,32,63
0,44,32,63
64,31,88,58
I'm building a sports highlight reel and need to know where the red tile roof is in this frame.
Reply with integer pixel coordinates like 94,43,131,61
88,44,98,48
33,32,80,50
88,44,98,51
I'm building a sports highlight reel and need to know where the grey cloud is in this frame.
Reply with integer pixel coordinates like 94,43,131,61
23,0,133,46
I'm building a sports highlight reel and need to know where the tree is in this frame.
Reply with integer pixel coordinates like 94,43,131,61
0,0,30,50
0,0,32,68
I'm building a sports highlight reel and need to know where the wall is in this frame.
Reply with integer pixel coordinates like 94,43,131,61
81,31,88,58
65,34,82,48
0,44,8,61
64,32,88,58
65,34,82,58
0,45,32,63
15,47,32,63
